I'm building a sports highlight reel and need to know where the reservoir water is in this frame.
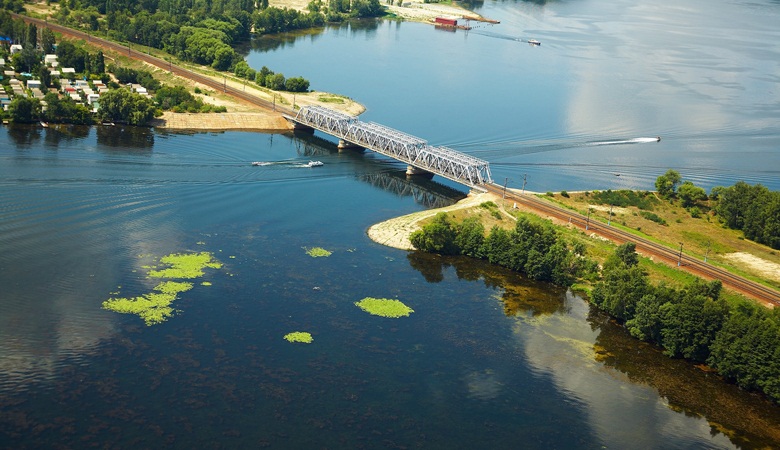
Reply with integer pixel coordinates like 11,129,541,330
2,0,780,448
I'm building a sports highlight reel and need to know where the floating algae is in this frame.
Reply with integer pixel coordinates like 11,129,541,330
148,252,223,279
355,297,414,318
103,252,221,325
102,281,193,326
304,247,332,257
284,331,313,343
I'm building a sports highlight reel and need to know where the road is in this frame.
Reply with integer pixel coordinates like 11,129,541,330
484,183,780,307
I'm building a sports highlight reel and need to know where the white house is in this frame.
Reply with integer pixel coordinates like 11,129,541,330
27,79,42,89
44,54,58,65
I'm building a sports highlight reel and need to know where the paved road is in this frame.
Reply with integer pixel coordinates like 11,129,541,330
485,183,780,307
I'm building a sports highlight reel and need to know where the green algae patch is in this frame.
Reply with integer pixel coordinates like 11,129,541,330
148,252,223,279
355,297,414,318
284,331,313,343
104,252,221,325
304,247,332,257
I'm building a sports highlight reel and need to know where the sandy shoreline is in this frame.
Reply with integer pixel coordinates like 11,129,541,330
367,191,500,250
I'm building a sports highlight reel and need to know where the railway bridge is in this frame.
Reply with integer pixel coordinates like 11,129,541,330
285,106,493,190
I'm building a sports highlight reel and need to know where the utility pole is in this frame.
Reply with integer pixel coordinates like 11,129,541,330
522,174,527,194
678,242,684,267
608,204,613,226
503,177,508,200
705,241,711,263
223,75,227,93
586,208,592,231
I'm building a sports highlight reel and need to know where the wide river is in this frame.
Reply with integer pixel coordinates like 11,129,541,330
2,0,780,448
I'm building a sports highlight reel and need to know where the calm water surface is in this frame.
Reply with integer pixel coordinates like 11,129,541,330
248,0,780,193
3,0,780,447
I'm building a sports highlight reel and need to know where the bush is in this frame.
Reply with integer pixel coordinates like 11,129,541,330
560,190,570,198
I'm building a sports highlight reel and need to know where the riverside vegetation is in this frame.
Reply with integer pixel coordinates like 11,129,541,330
410,172,780,405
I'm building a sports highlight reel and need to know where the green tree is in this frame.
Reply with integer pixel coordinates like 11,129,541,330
41,27,56,55
708,303,780,403
98,88,157,126
284,76,310,92
409,212,459,255
677,181,707,208
455,217,485,259
9,96,42,123
655,169,682,199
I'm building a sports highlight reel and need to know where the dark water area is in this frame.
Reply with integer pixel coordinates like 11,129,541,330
3,0,780,447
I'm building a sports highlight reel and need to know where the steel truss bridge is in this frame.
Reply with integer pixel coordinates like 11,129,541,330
286,106,493,190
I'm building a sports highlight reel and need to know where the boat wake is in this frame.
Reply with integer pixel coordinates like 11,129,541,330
586,137,661,146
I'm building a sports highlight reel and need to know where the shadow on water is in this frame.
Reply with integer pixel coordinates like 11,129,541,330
588,306,780,448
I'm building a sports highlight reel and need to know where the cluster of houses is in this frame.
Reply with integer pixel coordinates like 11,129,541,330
2,46,106,115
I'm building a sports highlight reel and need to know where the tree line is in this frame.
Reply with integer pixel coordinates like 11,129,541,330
593,242,780,404
410,197,780,405
654,169,780,249
409,203,599,287
46,0,382,75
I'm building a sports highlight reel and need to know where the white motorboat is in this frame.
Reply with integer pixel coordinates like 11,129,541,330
306,161,324,167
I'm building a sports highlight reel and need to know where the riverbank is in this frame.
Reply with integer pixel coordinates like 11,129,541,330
367,191,503,250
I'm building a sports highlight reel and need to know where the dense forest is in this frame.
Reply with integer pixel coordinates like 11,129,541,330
593,242,780,405
409,203,599,287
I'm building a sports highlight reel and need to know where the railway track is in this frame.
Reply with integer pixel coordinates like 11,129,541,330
484,183,780,306
13,14,295,116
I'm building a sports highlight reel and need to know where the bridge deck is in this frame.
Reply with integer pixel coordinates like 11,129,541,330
285,106,492,189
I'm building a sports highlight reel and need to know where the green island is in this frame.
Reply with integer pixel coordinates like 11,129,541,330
406,171,780,405
355,297,414,318
102,251,222,325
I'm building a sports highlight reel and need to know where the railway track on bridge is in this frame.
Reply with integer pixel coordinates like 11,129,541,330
13,14,294,117
484,183,780,307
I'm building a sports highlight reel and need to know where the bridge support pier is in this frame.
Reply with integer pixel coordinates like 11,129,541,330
406,165,433,178
338,139,363,152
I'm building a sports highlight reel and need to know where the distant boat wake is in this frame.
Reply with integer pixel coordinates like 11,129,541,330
586,137,661,146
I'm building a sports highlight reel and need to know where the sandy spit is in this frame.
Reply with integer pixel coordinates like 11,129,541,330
367,192,499,250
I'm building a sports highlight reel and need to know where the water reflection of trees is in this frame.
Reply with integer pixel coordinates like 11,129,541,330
7,124,43,148
96,125,154,151
589,307,780,449
247,20,381,54
407,251,567,316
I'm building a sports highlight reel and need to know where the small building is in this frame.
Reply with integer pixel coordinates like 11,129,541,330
75,80,89,89
434,17,458,27
3,70,14,77
61,67,76,77
27,79,42,89
10,44,22,54
0,58,5,67
44,54,58,65
49,70,61,78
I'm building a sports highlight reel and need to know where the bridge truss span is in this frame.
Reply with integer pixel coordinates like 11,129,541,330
287,106,493,189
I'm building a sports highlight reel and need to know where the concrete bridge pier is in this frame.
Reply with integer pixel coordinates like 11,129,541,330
406,165,433,178
338,139,363,152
